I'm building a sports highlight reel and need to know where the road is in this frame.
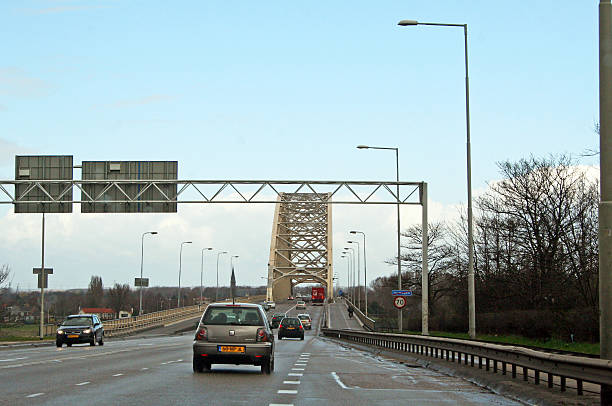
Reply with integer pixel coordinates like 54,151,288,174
0,303,523,406
327,300,362,330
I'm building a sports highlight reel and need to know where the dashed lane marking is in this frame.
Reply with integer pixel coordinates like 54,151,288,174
283,381,300,385
277,390,298,394
291,368,304,371
75,381,90,386
269,404,294,406
0,357,28,362
26,393,44,398
112,373,123,377
140,367,149,370
288,373,302,376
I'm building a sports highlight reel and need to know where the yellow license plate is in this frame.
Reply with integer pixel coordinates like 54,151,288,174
67,334,79,338
218,346,245,353
287,327,295,330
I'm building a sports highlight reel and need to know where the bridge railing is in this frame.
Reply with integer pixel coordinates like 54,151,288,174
321,328,611,397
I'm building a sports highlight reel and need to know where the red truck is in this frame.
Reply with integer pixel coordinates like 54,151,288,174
311,287,325,306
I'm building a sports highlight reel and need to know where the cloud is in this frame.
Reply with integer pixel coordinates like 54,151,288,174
0,68,52,98
92,94,176,110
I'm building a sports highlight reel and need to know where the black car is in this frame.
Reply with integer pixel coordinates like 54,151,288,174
278,317,304,340
270,313,285,329
56,314,104,347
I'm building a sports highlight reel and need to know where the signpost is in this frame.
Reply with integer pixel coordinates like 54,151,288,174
33,268,53,288
393,296,407,309
392,290,413,296
134,278,149,287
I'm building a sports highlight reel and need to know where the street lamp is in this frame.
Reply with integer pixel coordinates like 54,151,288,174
177,241,192,308
340,255,350,299
347,240,361,311
350,230,368,317
139,231,157,316
343,247,355,304
200,247,213,306
397,19,475,339
357,144,402,331
216,251,228,301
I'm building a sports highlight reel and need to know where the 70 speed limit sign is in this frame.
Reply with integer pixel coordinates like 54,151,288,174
393,296,407,309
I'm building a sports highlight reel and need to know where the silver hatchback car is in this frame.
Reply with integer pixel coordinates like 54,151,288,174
193,303,275,374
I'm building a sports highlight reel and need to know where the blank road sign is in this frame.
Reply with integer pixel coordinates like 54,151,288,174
33,268,53,289
134,278,149,287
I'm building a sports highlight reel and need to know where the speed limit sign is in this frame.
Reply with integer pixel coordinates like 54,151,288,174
393,296,407,309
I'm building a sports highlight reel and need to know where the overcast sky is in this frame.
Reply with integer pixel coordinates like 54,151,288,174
0,1,601,291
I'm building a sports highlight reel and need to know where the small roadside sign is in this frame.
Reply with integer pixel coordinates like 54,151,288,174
135,278,149,287
392,290,412,296
393,296,407,309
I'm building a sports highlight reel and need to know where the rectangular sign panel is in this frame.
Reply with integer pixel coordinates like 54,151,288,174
81,161,178,213
33,268,53,289
134,277,149,287
391,290,413,296
15,156,73,213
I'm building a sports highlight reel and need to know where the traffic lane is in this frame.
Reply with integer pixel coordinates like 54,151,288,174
328,301,361,330
0,335,194,405
293,337,523,406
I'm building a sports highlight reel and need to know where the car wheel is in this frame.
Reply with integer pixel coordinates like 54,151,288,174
98,335,104,346
278,335,282,340
56,340,62,348
67,343,72,347
203,361,211,372
300,335,304,340
90,337,96,346
192,354,204,373
261,356,272,374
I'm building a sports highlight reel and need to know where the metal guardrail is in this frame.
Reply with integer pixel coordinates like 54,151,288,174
343,297,375,331
321,328,612,397
40,296,267,338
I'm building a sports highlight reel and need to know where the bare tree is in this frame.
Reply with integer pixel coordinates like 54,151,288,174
0,264,11,288
107,283,132,314
86,276,104,307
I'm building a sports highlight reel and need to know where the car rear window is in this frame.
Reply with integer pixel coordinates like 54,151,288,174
202,307,263,326
63,317,93,326
298,315,310,321
282,318,300,326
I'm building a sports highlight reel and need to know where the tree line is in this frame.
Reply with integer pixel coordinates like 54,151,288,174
367,155,599,342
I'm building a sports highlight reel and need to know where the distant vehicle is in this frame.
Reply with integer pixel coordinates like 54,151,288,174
311,287,325,306
56,314,104,347
297,313,312,330
296,300,306,310
270,313,285,329
261,302,271,311
192,302,274,374
267,301,276,309
287,296,295,301
277,317,304,340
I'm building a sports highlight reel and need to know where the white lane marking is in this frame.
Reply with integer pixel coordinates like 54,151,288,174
291,368,304,371
112,373,123,377
269,404,294,406
288,373,303,376
331,372,349,389
0,357,28,362
138,344,153,346
140,367,149,370
283,380,300,385
160,359,183,365
277,390,298,394
295,363,307,366
26,393,44,398
301,353,310,355
75,381,90,386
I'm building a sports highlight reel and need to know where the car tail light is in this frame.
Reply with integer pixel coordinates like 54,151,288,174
256,328,270,342
299,324,303,330
195,326,208,341
278,324,283,329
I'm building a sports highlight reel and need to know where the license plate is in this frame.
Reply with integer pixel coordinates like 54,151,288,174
287,327,295,330
218,346,245,353
67,334,79,338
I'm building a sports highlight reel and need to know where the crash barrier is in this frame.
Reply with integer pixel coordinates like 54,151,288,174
343,297,375,331
41,295,267,338
321,328,611,397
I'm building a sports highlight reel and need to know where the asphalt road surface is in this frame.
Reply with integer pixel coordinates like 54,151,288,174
0,303,523,406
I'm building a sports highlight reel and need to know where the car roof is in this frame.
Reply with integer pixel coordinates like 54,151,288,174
67,314,93,317
207,302,261,308
297,313,310,317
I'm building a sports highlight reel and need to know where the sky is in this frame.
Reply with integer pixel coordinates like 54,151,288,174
0,1,602,291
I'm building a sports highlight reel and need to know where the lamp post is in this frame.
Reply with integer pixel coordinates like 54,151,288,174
347,240,361,311
200,247,213,306
343,247,355,304
231,255,239,296
340,255,350,299
357,144,402,331
177,241,192,308
397,19,475,338
139,231,157,316
216,251,228,301
350,230,368,316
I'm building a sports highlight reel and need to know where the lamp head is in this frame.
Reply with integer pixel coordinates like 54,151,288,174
150,231,158,235
356,145,370,149
398,20,419,26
